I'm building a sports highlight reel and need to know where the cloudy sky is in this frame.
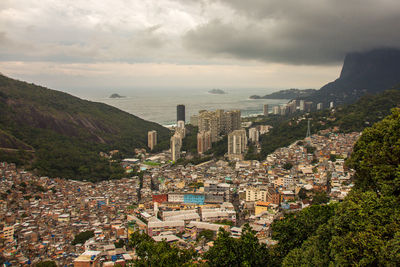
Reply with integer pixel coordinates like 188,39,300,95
1,0,400,92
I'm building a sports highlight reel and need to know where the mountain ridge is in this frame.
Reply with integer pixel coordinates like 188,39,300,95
0,74,170,180
303,48,400,105
250,88,317,99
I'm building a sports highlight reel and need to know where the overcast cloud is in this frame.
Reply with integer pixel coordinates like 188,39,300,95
184,0,400,64
0,0,399,90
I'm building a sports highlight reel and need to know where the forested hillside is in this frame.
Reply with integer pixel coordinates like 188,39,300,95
0,74,170,181
253,88,400,159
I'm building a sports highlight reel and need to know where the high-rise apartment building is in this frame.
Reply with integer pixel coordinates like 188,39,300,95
148,130,157,150
170,133,182,162
299,100,305,111
197,131,212,154
304,101,313,112
287,100,297,114
228,129,247,160
248,127,259,143
176,120,186,138
198,111,219,142
177,120,185,129
177,104,185,122
263,104,269,116
198,109,241,142
280,105,287,116
224,110,241,134
215,109,225,135
272,106,280,115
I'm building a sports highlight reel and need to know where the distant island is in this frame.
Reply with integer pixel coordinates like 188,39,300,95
250,88,317,100
208,89,226,94
109,93,126,98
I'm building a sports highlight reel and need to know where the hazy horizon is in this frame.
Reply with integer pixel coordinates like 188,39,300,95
84,87,289,125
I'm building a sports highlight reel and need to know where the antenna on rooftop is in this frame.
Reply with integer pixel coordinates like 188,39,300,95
306,118,311,138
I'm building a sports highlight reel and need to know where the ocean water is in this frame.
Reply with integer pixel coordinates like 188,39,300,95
80,88,288,126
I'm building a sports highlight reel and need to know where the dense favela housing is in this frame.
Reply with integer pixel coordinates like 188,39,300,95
0,114,361,265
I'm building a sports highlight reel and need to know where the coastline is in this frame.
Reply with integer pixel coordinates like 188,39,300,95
83,89,288,127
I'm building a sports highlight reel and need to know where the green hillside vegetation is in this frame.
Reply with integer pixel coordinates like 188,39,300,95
129,231,197,266
0,128,33,150
270,204,336,264
282,109,400,266
0,74,170,181
129,224,271,266
257,88,400,158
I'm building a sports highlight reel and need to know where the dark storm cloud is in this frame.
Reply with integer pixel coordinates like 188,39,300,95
183,0,400,65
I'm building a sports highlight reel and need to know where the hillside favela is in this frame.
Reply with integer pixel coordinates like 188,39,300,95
1,1,400,267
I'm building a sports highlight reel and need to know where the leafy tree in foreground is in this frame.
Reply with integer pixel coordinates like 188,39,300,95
311,191,330,205
238,224,270,266
283,108,400,266
270,204,336,264
282,223,333,267
348,107,400,196
284,191,400,266
205,224,270,266
129,231,197,266
329,191,400,266
205,228,239,266
297,187,308,200
197,229,215,242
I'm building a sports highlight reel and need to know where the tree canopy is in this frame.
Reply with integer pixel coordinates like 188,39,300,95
282,108,400,266
205,224,270,266
72,230,94,245
348,108,400,196
129,231,197,266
